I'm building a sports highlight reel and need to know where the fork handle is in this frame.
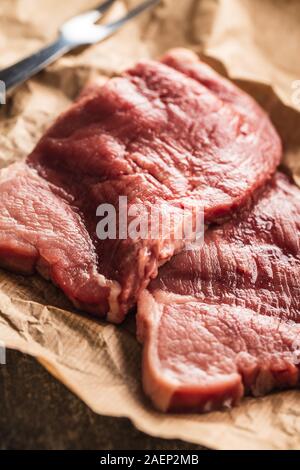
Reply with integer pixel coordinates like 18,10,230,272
0,36,72,92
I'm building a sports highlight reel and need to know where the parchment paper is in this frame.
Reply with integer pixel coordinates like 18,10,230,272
1,0,300,450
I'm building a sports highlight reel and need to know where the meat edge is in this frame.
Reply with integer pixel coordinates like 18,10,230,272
137,290,244,412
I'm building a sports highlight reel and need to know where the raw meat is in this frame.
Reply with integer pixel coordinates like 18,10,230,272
0,50,281,323
137,173,300,412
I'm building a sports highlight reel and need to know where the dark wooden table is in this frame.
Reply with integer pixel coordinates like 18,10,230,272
0,349,206,450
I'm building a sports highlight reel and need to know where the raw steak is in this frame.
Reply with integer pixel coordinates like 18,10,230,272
0,50,281,323
137,173,300,412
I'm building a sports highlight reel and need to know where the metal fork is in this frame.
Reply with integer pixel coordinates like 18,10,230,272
0,0,159,92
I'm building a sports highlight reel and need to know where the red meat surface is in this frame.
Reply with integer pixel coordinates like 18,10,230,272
0,50,281,323
137,173,300,412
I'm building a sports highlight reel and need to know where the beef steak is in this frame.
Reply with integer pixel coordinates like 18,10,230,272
0,50,281,323
137,173,300,412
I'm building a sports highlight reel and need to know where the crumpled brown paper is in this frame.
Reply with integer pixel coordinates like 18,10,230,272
1,0,300,450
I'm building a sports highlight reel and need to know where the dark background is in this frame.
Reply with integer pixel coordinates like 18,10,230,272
0,349,206,450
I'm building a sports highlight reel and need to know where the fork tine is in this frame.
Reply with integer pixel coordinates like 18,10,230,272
103,0,160,34
94,0,118,15
70,0,117,25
